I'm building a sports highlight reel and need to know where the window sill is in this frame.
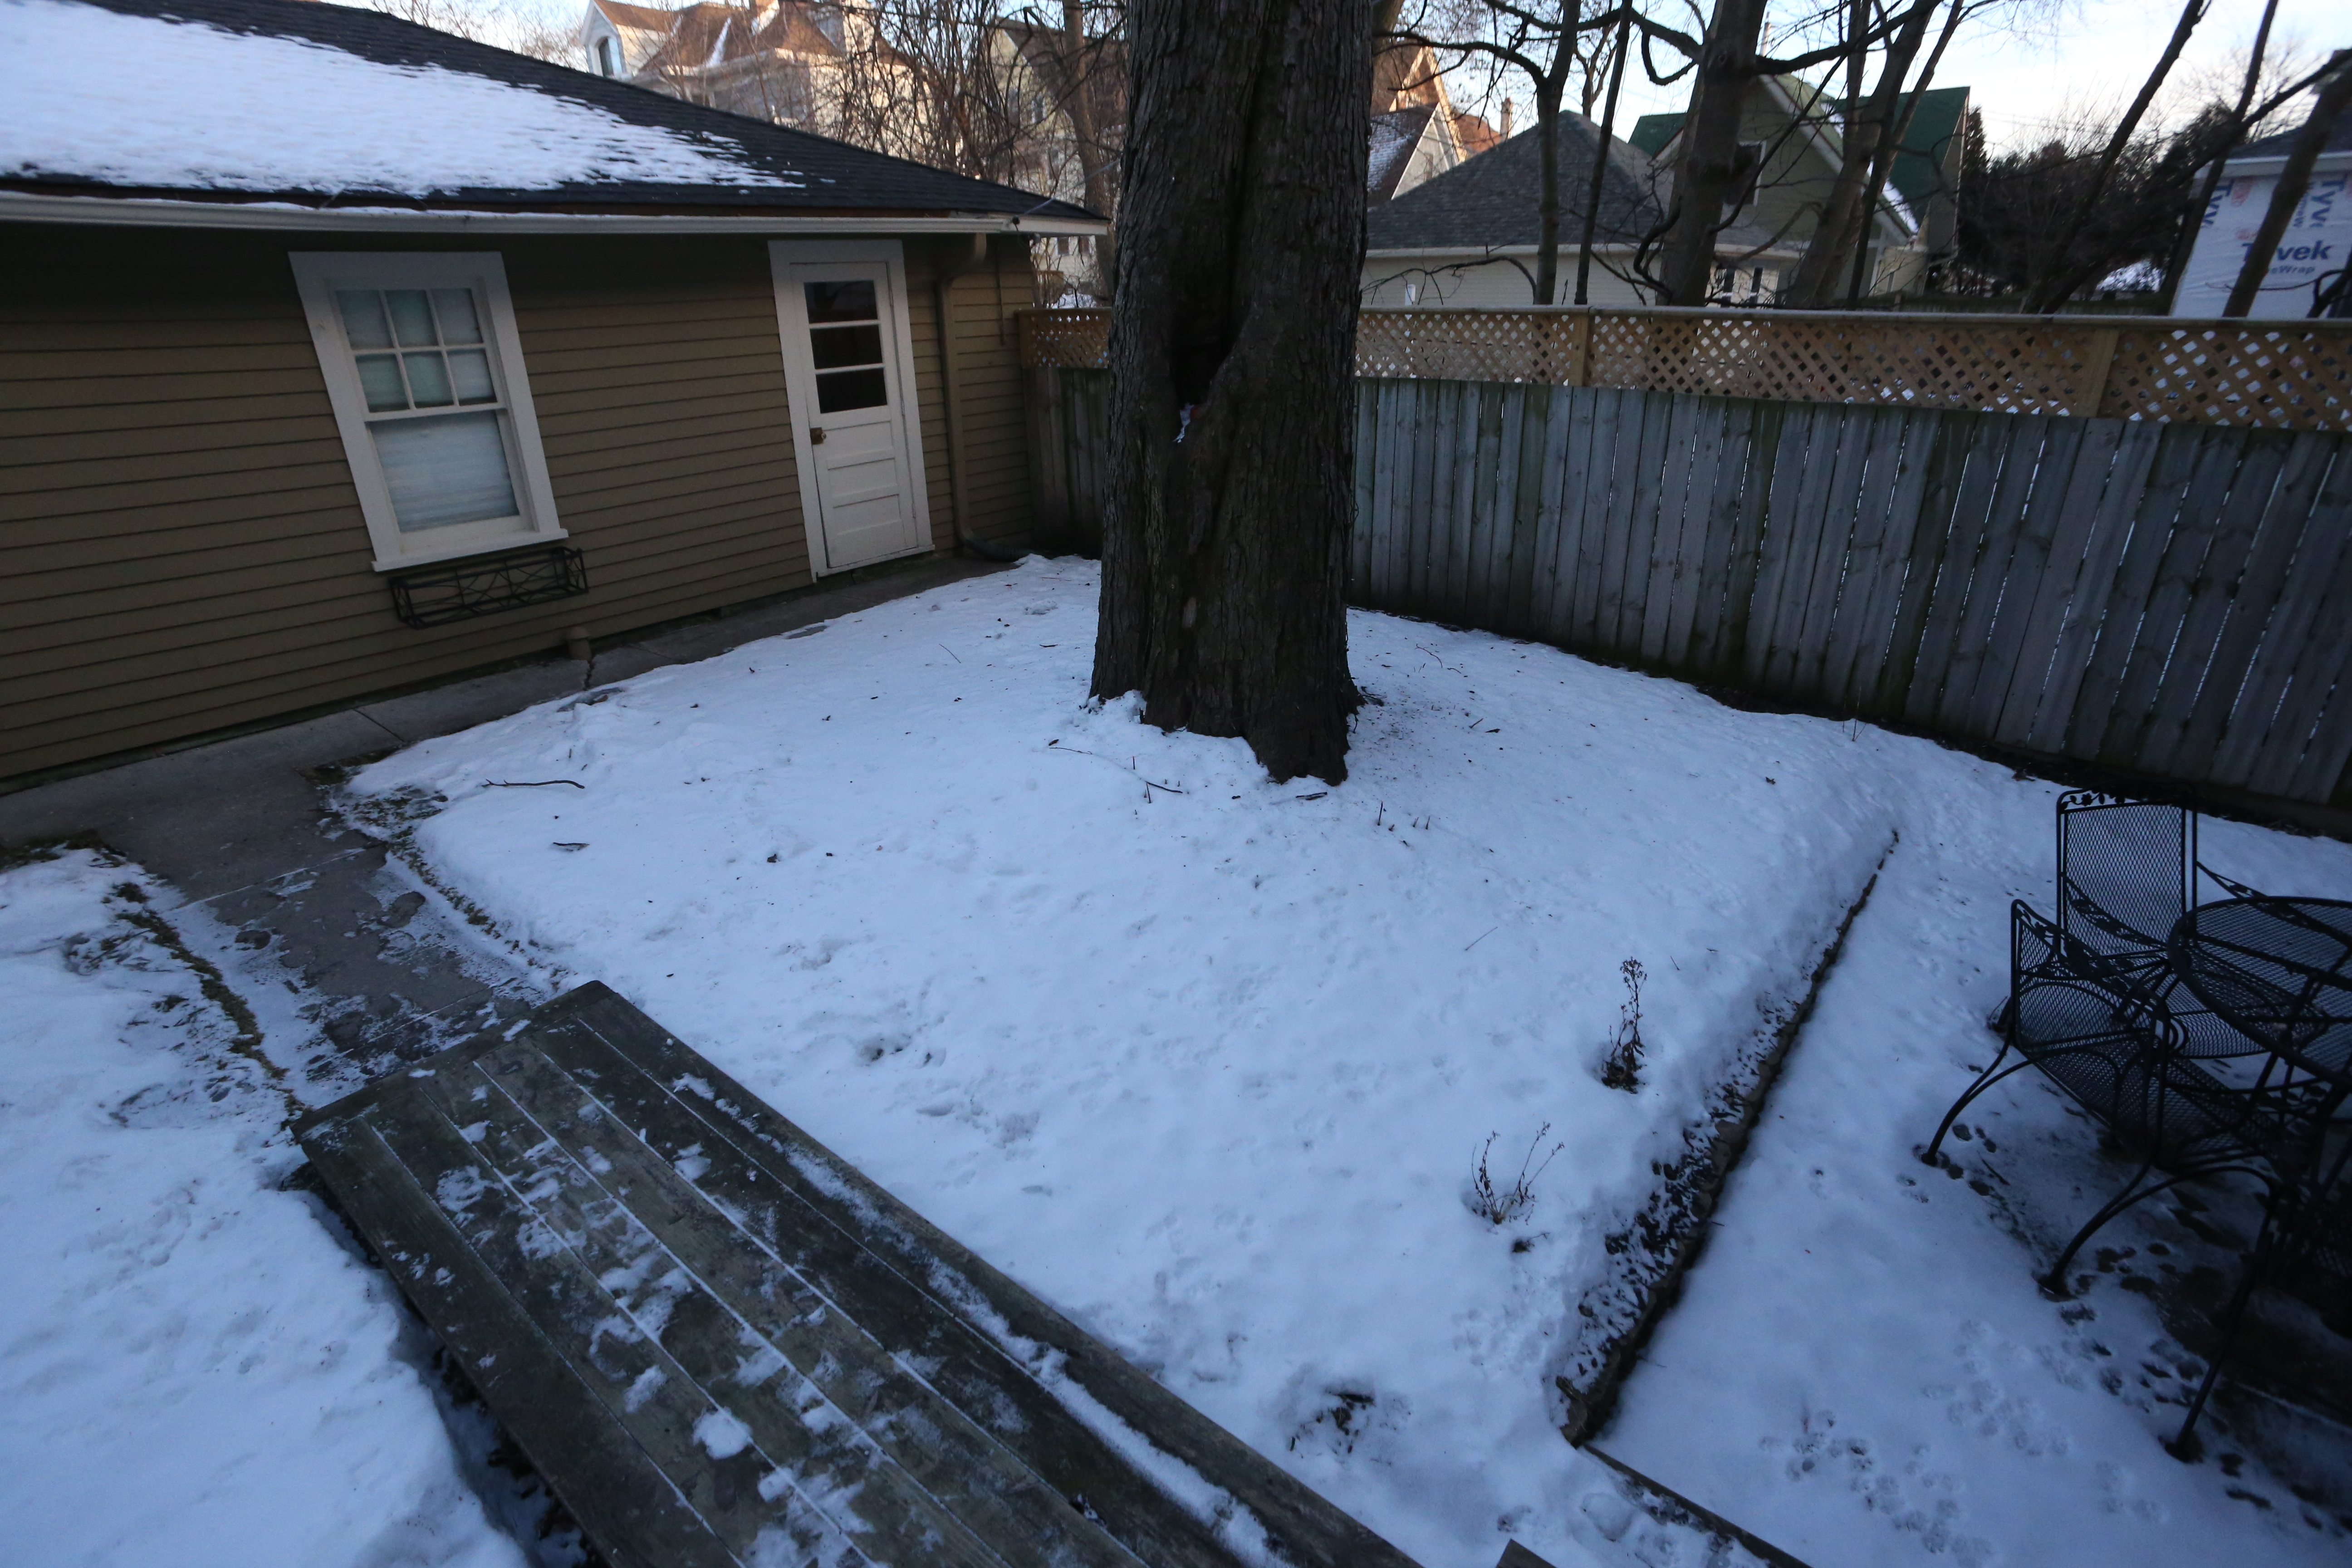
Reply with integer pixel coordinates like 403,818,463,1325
371,528,568,574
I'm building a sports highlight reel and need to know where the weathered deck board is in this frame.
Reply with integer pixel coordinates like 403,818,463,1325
299,983,1421,1568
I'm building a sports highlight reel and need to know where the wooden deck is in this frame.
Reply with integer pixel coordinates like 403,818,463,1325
297,982,1421,1568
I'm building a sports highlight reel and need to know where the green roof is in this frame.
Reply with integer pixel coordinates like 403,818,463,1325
1628,113,1681,159
1620,87,1969,213
1836,86,1969,212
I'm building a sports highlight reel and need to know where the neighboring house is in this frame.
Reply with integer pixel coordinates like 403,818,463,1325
2171,102,2352,319
0,0,1102,785
1628,77,1951,299
1362,112,1798,308
1367,39,1482,204
578,0,847,126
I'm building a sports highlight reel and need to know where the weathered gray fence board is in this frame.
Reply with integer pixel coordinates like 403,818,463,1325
1839,410,1938,713
1032,370,2352,809
2186,435,2335,775
2028,418,2164,755
2058,422,2201,762
1996,418,2127,749
1572,389,1625,645
2096,431,2244,770
2140,436,2288,777
2240,449,2352,794
1900,415,2013,727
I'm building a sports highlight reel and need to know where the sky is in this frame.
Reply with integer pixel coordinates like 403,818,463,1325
1459,0,2344,152
396,0,2342,155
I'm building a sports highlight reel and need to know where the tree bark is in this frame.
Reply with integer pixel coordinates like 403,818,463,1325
2225,53,2352,317
1653,0,1770,305
1574,10,1633,306
1781,0,1941,308
1091,0,1372,784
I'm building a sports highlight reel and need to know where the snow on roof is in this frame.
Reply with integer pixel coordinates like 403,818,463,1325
0,0,800,197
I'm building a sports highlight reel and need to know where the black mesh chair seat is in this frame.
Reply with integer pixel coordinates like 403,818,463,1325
2012,977,2282,1173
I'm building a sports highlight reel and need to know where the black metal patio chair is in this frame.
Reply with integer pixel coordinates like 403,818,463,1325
2056,790,2192,992
2056,791,2278,1068
1926,902,2288,1296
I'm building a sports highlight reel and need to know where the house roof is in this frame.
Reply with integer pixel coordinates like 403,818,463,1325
0,0,1099,227
1366,111,1789,258
2239,101,2352,160
1628,84,1968,216
1368,103,1440,203
622,0,844,78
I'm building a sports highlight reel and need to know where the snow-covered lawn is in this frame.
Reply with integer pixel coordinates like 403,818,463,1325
343,559,2352,1568
0,850,533,1568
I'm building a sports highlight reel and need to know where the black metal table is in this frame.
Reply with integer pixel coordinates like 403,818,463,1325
2167,895,2352,1091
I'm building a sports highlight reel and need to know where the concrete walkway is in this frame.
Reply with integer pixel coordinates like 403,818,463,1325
0,555,1010,1090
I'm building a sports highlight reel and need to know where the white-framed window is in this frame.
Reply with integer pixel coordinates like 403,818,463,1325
290,252,564,572
594,34,619,76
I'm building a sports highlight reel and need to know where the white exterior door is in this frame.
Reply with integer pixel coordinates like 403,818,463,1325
769,241,931,574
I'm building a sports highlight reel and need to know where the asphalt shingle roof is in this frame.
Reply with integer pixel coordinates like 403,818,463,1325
2239,103,2352,160
1366,111,1786,256
6,0,1098,221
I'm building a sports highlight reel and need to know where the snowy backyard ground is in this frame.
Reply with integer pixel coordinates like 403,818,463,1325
0,851,540,1568
6,556,2349,1568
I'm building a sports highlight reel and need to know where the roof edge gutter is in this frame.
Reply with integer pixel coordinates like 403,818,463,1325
0,191,1109,237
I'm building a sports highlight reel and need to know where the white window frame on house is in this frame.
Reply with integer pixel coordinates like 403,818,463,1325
290,251,564,573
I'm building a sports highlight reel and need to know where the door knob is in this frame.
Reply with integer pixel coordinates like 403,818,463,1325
810,426,827,444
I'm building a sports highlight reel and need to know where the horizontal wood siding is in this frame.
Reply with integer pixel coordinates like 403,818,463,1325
2,224,1037,780
1033,367,2352,811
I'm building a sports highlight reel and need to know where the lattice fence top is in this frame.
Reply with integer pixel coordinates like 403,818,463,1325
1017,306,2352,431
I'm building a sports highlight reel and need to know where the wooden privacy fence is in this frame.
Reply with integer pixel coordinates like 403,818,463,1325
1018,306,2352,430
1025,366,2352,810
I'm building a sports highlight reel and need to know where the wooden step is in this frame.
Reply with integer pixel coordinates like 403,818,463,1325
297,981,1422,1568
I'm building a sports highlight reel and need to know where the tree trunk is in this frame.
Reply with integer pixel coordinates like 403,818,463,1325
1574,11,1633,306
1532,75,1568,304
1092,0,1372,784
1654,0,1771,305
2225,53,2352,317
1781,0,1940,308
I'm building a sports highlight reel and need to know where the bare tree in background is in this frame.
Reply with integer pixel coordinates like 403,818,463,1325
1950,104,2226,302
1094,0,1374,784
2017,0,2209,310
1630,0,1936,305
1390,0,1632,305
361,0,578,59
1778,0,1970,307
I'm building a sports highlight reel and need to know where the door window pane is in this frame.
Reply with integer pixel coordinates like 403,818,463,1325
355,353,409,412
386,289,438,348
815,368,888,412
809,323,883,371
804,279,877,323
371,411,519,531
337,289,393,350
404,352,455,407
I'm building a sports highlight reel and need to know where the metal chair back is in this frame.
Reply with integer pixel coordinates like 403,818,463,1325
2056,792,2193,977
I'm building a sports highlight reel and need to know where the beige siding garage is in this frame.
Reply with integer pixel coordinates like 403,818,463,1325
0,222,1036,781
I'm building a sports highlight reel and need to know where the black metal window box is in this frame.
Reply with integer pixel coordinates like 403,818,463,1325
389,544,588,629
